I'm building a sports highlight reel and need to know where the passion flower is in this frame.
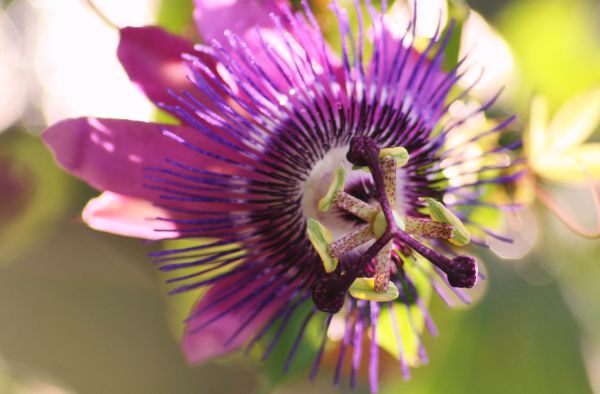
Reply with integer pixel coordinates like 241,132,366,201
43,0,522,391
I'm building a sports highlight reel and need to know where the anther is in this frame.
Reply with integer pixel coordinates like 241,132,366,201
422,197,471,246
318,166,346,212
306,219,338,273
349,277,399,302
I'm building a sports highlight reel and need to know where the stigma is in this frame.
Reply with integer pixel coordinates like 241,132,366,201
307,136,478,313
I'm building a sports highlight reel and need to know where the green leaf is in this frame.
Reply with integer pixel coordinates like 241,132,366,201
499,0,600,111
155,0,194,34
442,0,470,72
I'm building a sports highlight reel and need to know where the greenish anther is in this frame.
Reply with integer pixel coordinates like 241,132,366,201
422,197,471,246
349,277,399,302
306,219,338,273
379,146,410,167
318,166,346,212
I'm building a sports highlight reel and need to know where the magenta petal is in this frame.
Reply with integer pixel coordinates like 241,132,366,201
117,26,216,111
194,0,343,104
193,0,286,44
42,117,243,201
182,271,285,364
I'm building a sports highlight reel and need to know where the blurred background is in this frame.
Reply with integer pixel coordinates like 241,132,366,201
0,0,599,393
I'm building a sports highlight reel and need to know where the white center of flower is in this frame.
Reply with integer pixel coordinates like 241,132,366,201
301,146,407,240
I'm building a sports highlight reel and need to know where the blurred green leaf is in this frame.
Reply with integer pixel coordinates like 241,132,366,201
381,256,593,394
156,0,194,35
499,0,600,110
442,0,470,72
0,358,76,394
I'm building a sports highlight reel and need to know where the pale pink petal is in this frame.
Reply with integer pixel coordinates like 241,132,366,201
459,11,514,101
487,207,538,259
42,117,252,201
182,269,289,364
82,192,179,240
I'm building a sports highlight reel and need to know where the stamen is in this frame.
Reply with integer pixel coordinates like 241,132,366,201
421,197,471,246
308,137,479,313
349,277,399,302
82,0,119,30
330,224,375,257
306,219,338,273
318,166,346,212
534,170,600,239
334,192,378,221
380,146,410,167
352,146,409,172
382,156,397,206
405,217,454,239
374,240,394,292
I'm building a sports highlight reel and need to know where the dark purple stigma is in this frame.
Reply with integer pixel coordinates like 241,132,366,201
346,136,380,167
446,255,478,288
312,267,357,313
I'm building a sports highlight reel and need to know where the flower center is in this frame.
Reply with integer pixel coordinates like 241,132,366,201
305,136,479,313
301,146,406,239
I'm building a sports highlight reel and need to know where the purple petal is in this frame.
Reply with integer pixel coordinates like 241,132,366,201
193,0,343,95
193,0,286,44
117,26,217,113
42,117,244,201
182,270,286,364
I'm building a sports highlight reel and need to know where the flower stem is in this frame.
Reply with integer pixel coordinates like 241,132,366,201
82,0,119,30
535,174,600,239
